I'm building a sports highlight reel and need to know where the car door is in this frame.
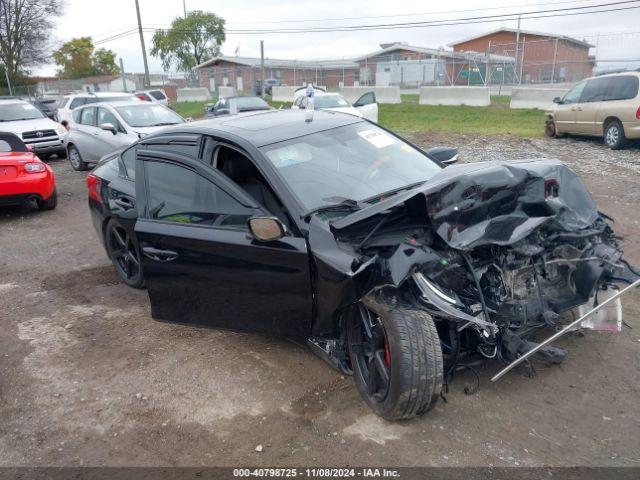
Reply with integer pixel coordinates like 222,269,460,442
73,106,100,161
353,92,378,123
553,81,587,134
93,107,131,157
133,149,313,339
573,77,608,135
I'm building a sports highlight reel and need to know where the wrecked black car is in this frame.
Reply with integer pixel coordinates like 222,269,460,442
88,110,638,420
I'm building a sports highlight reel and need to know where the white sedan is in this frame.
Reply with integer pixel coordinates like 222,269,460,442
291,90,378,123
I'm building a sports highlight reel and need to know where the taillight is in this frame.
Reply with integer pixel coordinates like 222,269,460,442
24,162,46,173
87,173,103,204
137,94,149,101
636,106,640,119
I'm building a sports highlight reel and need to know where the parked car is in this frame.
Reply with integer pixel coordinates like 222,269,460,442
205,96,273,118
134,89,169,106
255,78,281,95
67,101,185,171
545,71,640,149
87,109,636,420
57,92,140,124
292,90,378,123
0,99,69,159
0,132,57,210
31,97,59,120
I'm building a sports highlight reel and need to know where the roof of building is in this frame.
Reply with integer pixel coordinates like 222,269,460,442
448,28,594,49
353,42,514,62
196,55,358,70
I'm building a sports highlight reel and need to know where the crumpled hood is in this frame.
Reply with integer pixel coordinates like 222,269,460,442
331,159,599,251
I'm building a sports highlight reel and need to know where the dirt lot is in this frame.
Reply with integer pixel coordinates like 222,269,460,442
1,134,639,467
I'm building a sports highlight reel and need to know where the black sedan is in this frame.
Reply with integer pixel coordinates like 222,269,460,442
88,110,637,420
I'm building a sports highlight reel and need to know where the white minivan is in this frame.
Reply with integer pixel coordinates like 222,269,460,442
66,101,185,170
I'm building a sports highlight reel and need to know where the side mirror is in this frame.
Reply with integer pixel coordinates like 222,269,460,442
427,146,459,165
553,97,562,104
248,217,285,242
100,122,117,134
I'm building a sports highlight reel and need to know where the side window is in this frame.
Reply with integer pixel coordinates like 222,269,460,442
150,90,166,100
354,92,375,106
97,107,121,130
580,78,608,103
80,107,97,126
59,97,70,108
120,145,137,179
152,142,200,157
145,161,252,227
605,76,639,101
69,97,86,109
562,81,586,104
72,109,82,123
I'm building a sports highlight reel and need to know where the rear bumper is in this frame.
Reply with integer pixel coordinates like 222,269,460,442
0,172,56,203
623,121,640,139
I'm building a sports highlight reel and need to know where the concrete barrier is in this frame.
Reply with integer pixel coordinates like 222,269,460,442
271,86,297,102
509,86,571,109
218,86,237,98
176,87,211,102
340,86,401,104
419,87,490,106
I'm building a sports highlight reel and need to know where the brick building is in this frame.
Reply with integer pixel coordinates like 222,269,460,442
449,28,595,84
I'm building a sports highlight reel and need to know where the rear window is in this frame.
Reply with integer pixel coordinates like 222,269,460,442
149,90,166,100
605,76,639,101
59,97,70,108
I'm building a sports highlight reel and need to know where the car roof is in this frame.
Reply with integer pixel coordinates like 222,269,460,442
75,100,148,109
166,109,363,147
66,92,135,98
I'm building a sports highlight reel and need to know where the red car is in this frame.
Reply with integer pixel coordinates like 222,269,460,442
0,132,57,210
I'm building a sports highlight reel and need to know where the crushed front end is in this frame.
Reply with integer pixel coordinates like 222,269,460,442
308,159,638,376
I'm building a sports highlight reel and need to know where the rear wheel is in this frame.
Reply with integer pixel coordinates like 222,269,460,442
105,219,145,288
37,188,58,210
68,145,88,171
604,119,626,150
347,304,443,420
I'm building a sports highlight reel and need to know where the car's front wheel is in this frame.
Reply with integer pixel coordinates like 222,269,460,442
604,119,626,150
68,145,88,171
105,219,145,289
347,304,443,420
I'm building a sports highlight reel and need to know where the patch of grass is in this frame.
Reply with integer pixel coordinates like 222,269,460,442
379,102,545,137
173,101,211,119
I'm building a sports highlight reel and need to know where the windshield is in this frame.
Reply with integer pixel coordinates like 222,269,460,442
0,102,45,121
115,104,184,127
261,123,442,211
235,97,270,111
314,95,350,109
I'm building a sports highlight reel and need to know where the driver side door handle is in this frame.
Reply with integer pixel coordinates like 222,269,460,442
142,246,179,262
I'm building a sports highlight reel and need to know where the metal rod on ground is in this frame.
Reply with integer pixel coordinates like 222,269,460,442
119,58,127,92
260,40,265,98
134,0,150,88
492,278,640,382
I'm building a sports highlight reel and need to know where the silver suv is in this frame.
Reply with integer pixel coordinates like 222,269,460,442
546,71,640,149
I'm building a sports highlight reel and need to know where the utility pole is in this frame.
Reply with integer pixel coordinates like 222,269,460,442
260,40,265,97
551,38,558,84
515,15,521,84
134,0,150,88
3,66,12,96
119,58,127,91
182,0,187,17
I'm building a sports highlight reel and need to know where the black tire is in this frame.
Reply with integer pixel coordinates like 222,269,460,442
545,120,563,138
105,219,145,289
604,119,626,150
37,188,58,210
347,304,443,421
68,144,88,171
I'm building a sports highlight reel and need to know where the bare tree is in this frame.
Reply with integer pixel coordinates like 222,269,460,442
0,0,63,84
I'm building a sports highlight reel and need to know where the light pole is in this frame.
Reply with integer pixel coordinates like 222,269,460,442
183,0,187,17
134,0,150,88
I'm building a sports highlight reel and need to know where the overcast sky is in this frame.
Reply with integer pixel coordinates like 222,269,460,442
34,0,640,76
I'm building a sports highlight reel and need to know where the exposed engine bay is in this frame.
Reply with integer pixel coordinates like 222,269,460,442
307,159,639,380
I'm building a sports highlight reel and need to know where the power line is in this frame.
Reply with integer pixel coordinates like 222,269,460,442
92,1,640,44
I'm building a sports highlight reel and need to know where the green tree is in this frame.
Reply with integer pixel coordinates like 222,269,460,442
52,37,119,79
151,10,225,71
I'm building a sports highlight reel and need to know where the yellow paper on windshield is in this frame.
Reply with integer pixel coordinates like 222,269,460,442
357,129,397,149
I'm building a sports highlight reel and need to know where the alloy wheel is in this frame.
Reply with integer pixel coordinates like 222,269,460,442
69,148,81,169
605,125,619,146
108,226,140,281
349,305,391,402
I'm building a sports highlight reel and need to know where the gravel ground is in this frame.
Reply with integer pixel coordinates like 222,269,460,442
0,134,639,468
